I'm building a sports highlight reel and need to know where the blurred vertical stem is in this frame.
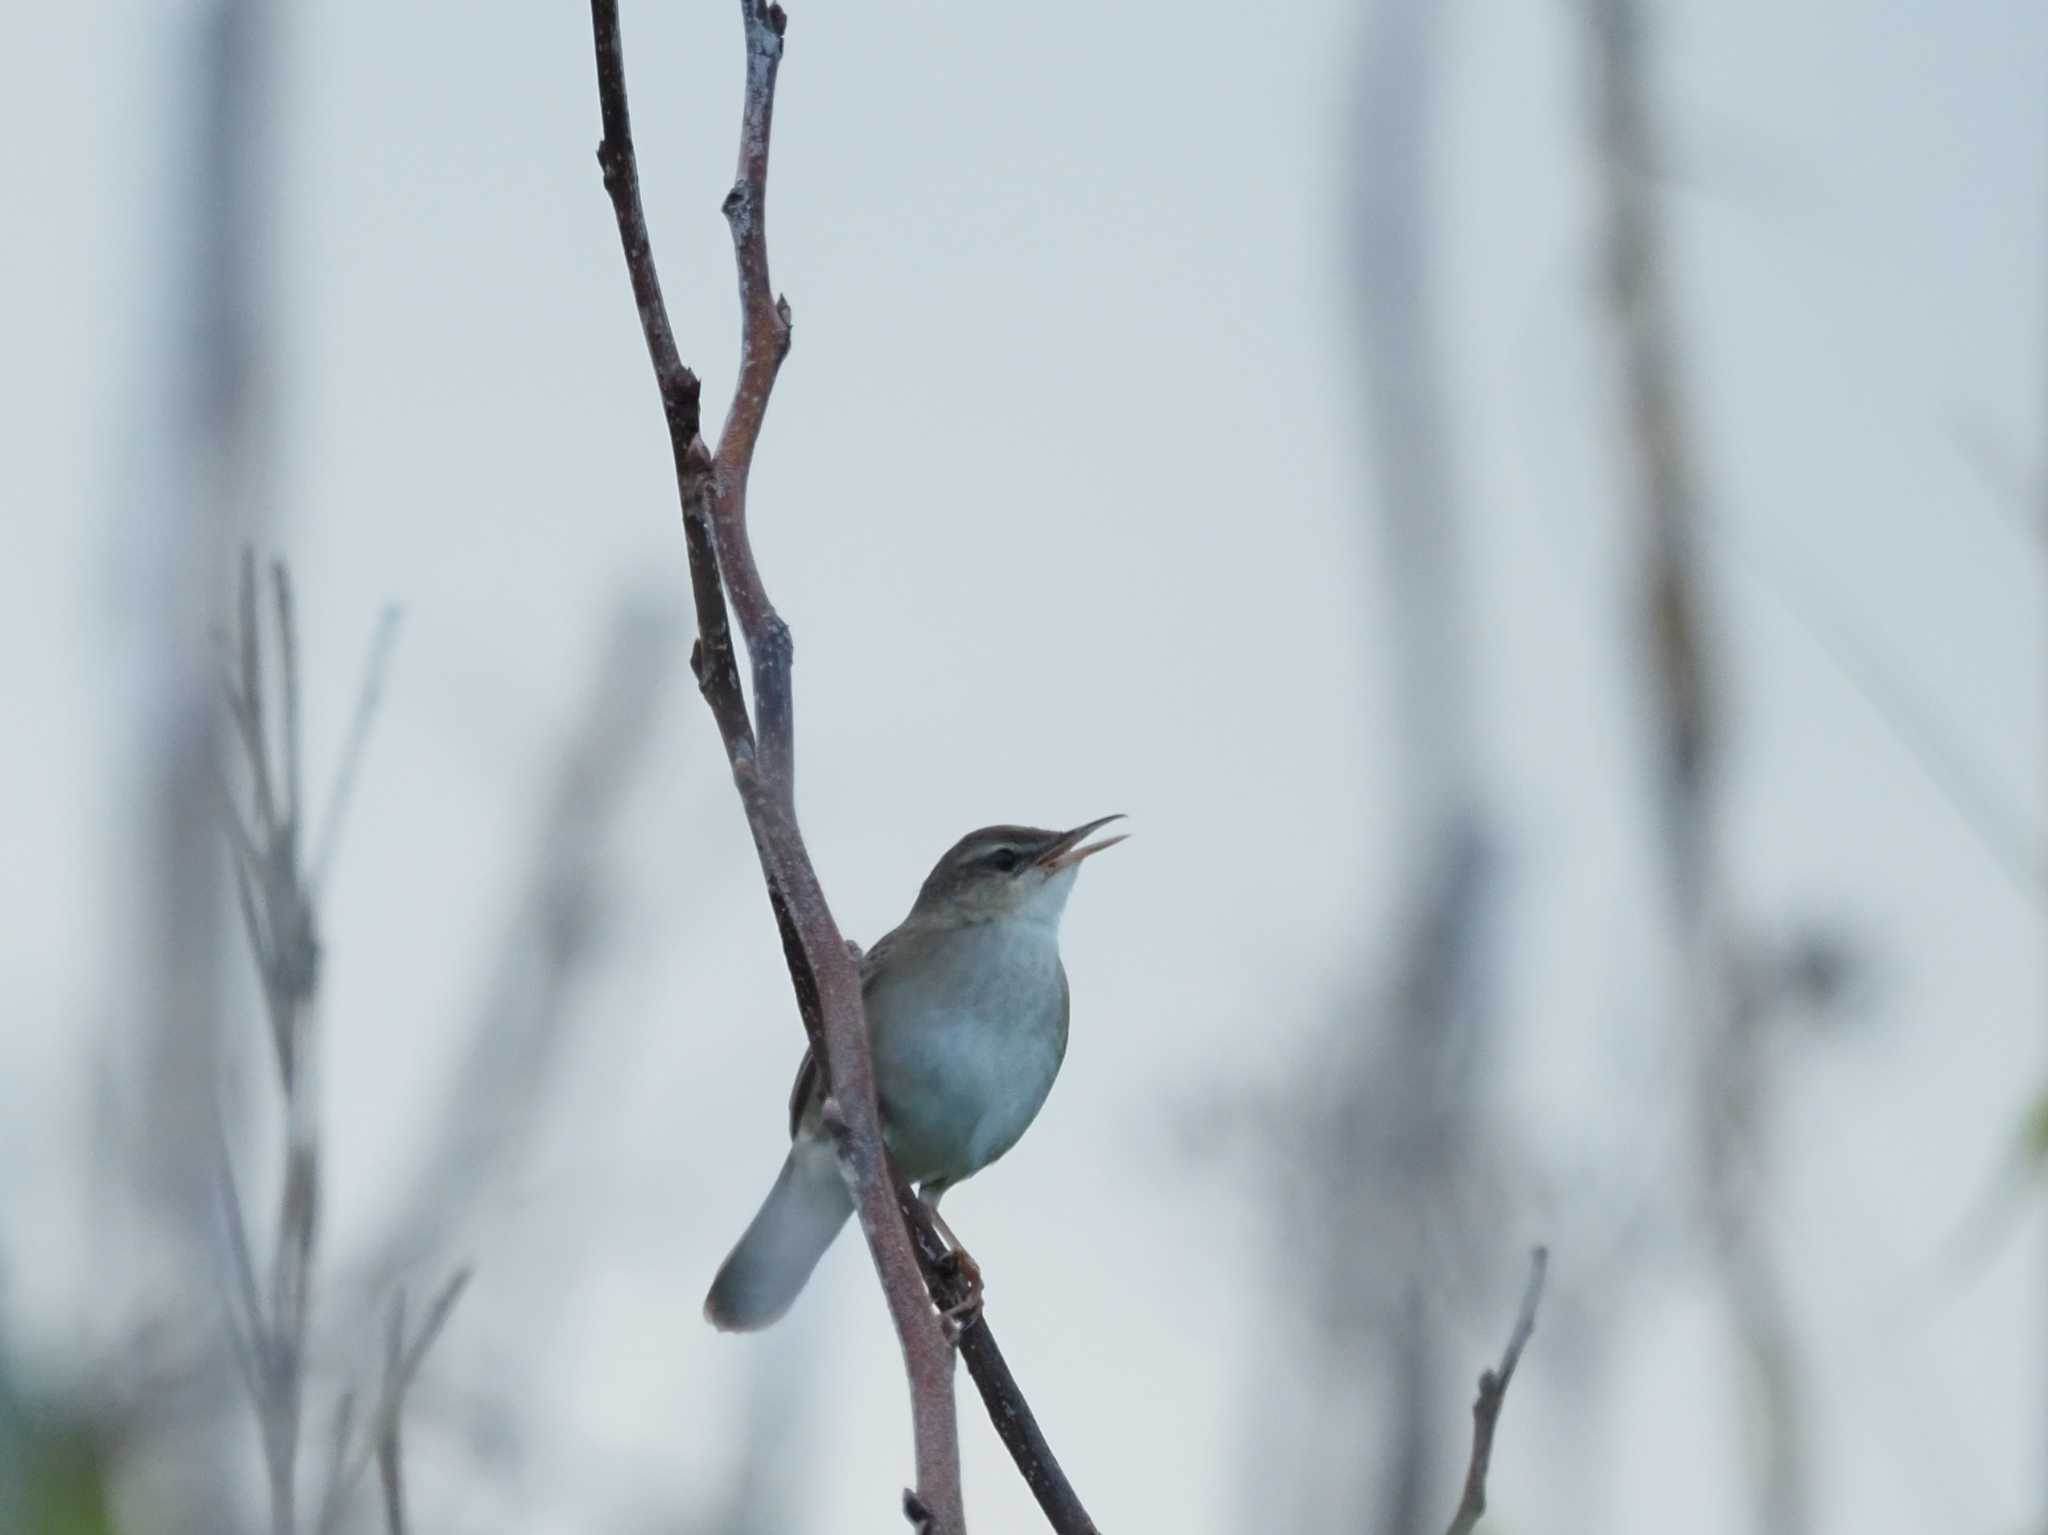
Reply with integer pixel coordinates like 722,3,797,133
127,0,277,1261
216,557,324,1535
217,566,470,1535
1347,0,1494,1528
112,0,276,1523
1584,4,1810,1534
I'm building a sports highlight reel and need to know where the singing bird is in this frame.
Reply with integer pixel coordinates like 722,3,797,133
703,816,1126,1331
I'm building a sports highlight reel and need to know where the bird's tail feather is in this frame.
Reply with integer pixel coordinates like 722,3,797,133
703,1142,853,1332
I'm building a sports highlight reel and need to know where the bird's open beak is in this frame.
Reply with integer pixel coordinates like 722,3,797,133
1037,814,1129,872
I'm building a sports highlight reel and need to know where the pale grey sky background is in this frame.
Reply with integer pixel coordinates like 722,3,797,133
2,2,2043,1532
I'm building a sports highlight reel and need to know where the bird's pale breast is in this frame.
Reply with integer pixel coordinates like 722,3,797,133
865,918,1069,1188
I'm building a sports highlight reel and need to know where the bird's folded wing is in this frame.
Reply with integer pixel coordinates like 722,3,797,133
784,927,901,1140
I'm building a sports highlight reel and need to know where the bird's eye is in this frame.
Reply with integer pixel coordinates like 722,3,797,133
985,847,1022,873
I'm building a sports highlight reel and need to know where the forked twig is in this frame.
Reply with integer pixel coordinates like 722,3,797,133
588,3,967,1526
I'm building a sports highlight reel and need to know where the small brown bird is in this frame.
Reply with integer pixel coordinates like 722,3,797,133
704,816,1126,1331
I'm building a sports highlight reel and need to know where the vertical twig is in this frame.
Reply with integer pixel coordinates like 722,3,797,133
710,0,798,800
1441,1248,1547,1535
119,61,273,1535
376,1295,411,1535
217,551,323,1535
588,4,965,1528
311,1391,356,1535
212,1131,267,1403
1585,5,1810,1533
309,603,403,891
2038,154,2047,1535
273,563,302,834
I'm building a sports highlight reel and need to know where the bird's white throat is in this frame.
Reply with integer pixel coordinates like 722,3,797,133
1015,864,1080,930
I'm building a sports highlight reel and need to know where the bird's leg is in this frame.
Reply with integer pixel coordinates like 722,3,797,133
921,1192,966,1255
918,1186,984,1336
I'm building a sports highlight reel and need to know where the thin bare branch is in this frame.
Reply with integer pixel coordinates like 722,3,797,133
376,1293,411,1535
588,2,967,1526
221,823,295,1082
216,1176,266,1353
224,829,272,970
272,560,303,838
211,1130,269,1378
221,1292,263,1406
237,549,278,835
711,0,798,795
396,1268,472,1389
271,1090,319,1366
1586,4,1813,1532
900,1192,1102,1535
216,555,328,1535
312,1389,358,1535
1442,1246,1547,1535
310,603,404,891
1729,524,2045,901
317,1267,472,1535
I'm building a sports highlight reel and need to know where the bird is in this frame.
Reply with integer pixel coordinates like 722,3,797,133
703,815,1126,1332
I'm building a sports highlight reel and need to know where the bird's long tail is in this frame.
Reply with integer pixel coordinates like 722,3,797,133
703,1140,854,1332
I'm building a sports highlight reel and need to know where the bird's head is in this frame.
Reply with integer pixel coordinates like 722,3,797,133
910,815,1127,928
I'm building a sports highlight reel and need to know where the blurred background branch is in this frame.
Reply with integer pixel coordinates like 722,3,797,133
213,558,469,1535
214,560,323,1535
1224,1,1510,1528
1586,3,1811,1532
347,598,681,1301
